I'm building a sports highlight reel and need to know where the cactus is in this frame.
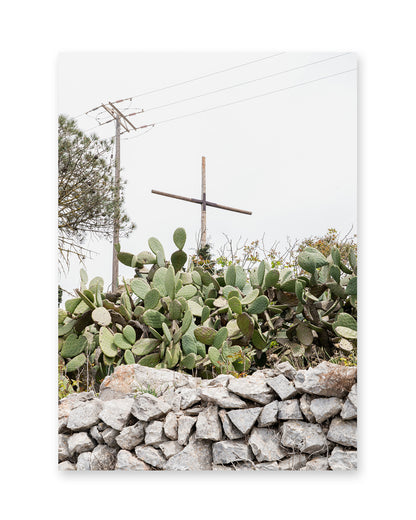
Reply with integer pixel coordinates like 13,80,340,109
173,227,187,250
66,353,87,373
91,307,112,327
99,327,118,357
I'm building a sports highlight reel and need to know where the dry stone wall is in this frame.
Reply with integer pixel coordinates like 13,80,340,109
58,361,357,471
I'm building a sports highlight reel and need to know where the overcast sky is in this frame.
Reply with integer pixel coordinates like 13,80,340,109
57,51,356,296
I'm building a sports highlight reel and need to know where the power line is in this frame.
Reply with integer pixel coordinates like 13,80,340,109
139,67,357,129
142,53,351,114
112,52,286,105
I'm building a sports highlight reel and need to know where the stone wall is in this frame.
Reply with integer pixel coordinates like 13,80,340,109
58,361,357,471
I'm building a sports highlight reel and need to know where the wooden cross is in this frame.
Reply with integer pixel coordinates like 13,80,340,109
151,156,252,248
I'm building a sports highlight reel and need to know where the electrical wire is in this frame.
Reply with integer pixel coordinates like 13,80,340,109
142,53,351,114
139,67,357,128
112,52,286,105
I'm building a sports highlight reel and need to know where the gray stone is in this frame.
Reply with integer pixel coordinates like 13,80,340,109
294,361,357,397
67,432,96,457
278,399,303,420
227,377,274,405
131,393,172,422
280,420,327,454
115,422,145,450
183,406,205,415
99,364,197,399
227,407,262,435
135,445,166,469
305,457,329,471
98,398,134,430
341,384,357,420
248,427,287,462
158,440,183,459
310,397,343,423
212,440,253,465
203,374,232,387
76,452,92,470
195,405,222,441
328,446,357,470
267,374,298,400
159,387,181,412
299,393,316,423
101,427,119,448
177,415,196,445
257,401,279,427
164,411,178,440
218,409,244,440
66,400,103,431
274,361,297,380
164,435,212,470
58,461,76,471
199,387,247,409
278,454,307,470
255,461,280,471
115,450,151,470
58,434,70,462
58,391,95,420
327,417,357,448
178,388,201,409
145,420,169,446
90,445,117,470
89,425,104,444
58,418,68,434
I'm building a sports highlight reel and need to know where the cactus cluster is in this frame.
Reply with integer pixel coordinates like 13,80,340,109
58,227,357,391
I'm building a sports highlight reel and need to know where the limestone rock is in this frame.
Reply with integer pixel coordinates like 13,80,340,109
76,452,92,470
248,427,287,462
101,427,120,448
294,361,357,398
98,398,134,430
227,407,262,435
131,393,171,422
278,454,307,470
327,417,357,448
58,434,70,462
177,388,201,409
195,405,222,441
158,440,183,459
273,361,297,381
58,391,95,420
145,420,169,446
199,387,247,409
212,440,253,465
89,425,104,444
67,432,96,457
164,435,212,470
90,445,117,470
177,415,196,445
267,374,298,400
280,420,327,454
341,384,357,420
115,450,151,470
328,446,357,470
257,400,279,427
164,411,178,440
66,400,103,431
278,399,303,420
299,393,316,423
58,461,76,471
135,445,166,469
227,377,274,405
218,409,244,440
255,461,279,471
115,422,145,450
310,397,344,423
100,364,197,400
305,457,329,471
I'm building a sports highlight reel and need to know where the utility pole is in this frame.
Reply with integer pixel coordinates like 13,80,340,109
201,156,207,248
100,103,138,292
112,114,121,292
152,156,252,250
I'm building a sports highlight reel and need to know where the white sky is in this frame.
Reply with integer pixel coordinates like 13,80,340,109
58,51,356,295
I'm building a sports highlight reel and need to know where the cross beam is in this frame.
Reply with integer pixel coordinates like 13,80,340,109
152,157,252,248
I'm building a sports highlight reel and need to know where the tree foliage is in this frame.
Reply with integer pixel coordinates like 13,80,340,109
58,115,135,271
